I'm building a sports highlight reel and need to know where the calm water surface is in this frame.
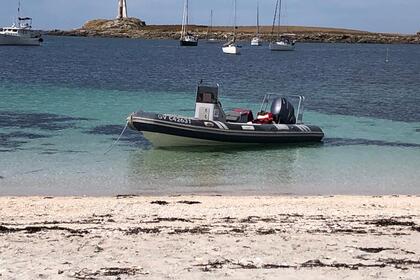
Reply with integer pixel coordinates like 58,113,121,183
0,36,419,195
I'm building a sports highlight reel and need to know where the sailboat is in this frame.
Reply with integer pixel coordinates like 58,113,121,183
0,0,42,46
206,10,218,43
180,0,198,46
222,0,241,55
269,0,295,51
251,1,262,46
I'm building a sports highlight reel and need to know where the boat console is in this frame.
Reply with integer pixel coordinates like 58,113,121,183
195,85,226,122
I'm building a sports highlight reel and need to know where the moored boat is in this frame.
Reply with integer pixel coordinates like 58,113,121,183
222,0,241,55
251,1,262,46
222,40,241,55
180,0,198,46
127,83,324,148
205,10,219,43
251,37,262,46
269,0,295,51
0,1,42,46
269,36,295,51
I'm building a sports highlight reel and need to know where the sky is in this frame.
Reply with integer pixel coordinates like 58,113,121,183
0,0,419,34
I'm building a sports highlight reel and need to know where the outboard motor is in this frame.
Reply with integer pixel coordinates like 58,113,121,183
270,97,296,124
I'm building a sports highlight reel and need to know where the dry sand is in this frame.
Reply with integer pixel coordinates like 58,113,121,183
0,195,419,279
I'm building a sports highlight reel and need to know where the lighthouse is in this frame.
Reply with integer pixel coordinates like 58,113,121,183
117,0,128,19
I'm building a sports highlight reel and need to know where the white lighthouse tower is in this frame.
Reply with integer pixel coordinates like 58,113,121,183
117,0,128,19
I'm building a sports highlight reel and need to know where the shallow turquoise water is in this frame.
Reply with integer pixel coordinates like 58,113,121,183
0,37,419,195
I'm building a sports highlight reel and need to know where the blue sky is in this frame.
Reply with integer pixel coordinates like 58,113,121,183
1,0,419,33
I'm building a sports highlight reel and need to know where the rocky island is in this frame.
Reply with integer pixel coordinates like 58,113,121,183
47,18,420,44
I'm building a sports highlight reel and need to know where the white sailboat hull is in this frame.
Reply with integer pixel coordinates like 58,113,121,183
222,45,240,55
269,42,295,51
206,38,219,43
251,37,262,46
0,34,41,46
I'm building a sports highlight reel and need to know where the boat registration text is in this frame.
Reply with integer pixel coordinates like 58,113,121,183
157,114,192,124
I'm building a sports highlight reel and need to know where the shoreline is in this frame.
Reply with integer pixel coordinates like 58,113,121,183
45,22,420,44
1,195,419,279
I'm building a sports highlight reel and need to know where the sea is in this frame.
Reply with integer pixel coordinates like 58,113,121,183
0,36,419,196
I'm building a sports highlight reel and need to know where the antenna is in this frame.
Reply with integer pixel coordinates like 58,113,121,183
17,0,21,26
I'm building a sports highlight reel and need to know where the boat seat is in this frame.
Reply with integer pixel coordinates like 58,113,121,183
253,112,274,124
226,109,254,123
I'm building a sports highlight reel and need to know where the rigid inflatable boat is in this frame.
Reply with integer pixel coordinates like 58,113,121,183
127,83,324,147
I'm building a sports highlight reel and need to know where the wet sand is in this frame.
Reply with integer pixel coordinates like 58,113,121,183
0,195,419,279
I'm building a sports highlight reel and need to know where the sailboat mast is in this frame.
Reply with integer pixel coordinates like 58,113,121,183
210,9,213,33
186,0,189,28
206,9,213,40
277,0,282,38
271,0,279,39
233,0,237,35
256,1,260,36
181,0,187,37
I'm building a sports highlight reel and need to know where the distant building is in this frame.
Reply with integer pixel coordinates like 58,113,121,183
117,0,128,19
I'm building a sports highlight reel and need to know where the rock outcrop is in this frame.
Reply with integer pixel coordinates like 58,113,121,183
83,18,146,31
51,17,147,38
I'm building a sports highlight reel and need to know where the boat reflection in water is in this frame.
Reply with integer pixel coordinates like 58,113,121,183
126,144,315,195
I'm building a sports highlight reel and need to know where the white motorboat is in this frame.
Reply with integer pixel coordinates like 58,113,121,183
251,1,262,46
222,0,240,55
0,1,42,46
269,0,295,51
0,24,42,46
180,0,198,46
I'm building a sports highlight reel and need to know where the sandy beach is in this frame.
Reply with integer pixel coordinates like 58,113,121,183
0,195,419,279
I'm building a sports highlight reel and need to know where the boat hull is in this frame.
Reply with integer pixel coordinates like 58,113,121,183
222,45,240,55
180,40,198,46
128,111,324,148
206,39,219,44
269,42,295,51
0,34,41,46
251,38,262,46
